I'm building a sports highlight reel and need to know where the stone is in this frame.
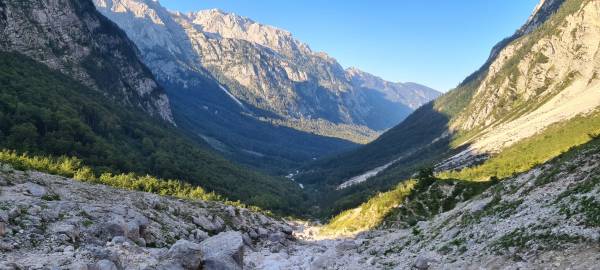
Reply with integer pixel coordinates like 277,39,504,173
52,224,79,242
335,240,357,252
257,228,268,239
92,260,118,270
189,229,209,242
200,231,244,270
0,262,21,270
310,255,334,270
69,262,88,270
0,211,8,222
26,182,47,197
111,236,127,244
248,229,258,239
281,225,293,235
242,232,253,246
8,207,20,219
165,239,203,270
414,253,440,270
103,217,126,239
268,232,284,243
192,215,224,232
0,222,5,237
126,221,140,241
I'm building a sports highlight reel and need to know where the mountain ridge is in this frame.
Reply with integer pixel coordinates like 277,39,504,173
93,0,439,172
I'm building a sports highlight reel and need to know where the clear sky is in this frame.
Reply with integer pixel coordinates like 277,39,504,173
160,1,540,92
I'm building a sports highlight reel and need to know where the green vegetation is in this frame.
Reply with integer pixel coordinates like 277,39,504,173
0,51,304,215
387,179,493,228
439,111,600,181
319,180,416,236
491,228,584,255
0,150,263,212
319,167,496,235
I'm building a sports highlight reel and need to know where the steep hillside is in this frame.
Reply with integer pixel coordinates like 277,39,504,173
0,0,305,214
0,0,173,122
300,0,600,216
255,136,600,269
92,0,439,171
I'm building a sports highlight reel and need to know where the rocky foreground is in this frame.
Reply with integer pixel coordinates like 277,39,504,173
2,140,600,270
0,165,295,270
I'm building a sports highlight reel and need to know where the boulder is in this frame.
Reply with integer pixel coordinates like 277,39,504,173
103,216,126,239
69,262,88,270
25,182,47,197
8,207,20,219
193,215,225,232
200,231,244,270
268,232,284,243
52,224,79,242
165,239,203,270
0,262,21,270
248,229,258,239
281,225,293,235
189,229,209,243
91,260,118,270
414,253,440,270
0,222,5,237
310,255,335,270
257,228,268,239
0,211,8,222
335,240,357,252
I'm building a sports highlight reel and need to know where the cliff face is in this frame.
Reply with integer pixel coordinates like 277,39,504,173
0,0,173,122
93,0,439,141
452,0,600,154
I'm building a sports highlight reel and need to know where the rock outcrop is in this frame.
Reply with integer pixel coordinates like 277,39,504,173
0,0,174,123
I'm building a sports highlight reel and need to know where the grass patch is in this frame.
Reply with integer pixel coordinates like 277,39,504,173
319,180,416,236
439,111,600,181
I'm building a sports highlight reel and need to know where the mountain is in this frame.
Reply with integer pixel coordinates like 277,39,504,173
300,0,600,215
0,0,304,214
0,0,173,122
92,0,439,172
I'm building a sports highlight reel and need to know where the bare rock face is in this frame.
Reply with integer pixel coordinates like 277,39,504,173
93,0,439,142
0,0,174,123
452,0,599,143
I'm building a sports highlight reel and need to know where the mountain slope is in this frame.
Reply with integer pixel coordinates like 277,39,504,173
92,0,439,172
300,0,600,216
254,136,600,269
0,0,304,214
0,0,173,122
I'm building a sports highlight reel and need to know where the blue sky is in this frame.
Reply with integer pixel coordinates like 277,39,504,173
160,1,539,92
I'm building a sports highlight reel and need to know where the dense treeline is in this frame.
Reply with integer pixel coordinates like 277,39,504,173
0,52,304,215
